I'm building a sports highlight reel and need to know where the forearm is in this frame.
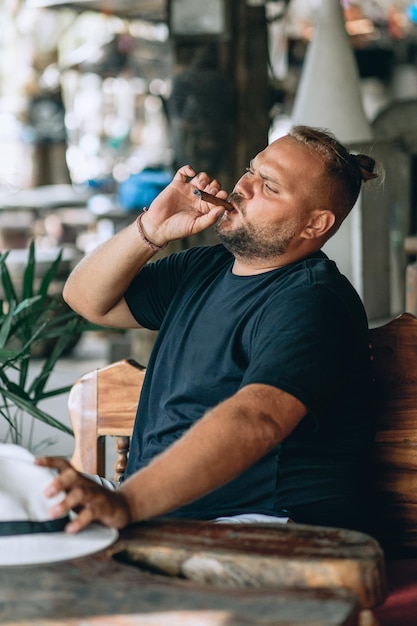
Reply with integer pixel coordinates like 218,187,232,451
119,384,306,522
63,166,227,327
63,220,156,326
37,385,306,533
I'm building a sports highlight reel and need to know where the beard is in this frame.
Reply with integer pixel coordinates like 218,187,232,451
215,214,298,261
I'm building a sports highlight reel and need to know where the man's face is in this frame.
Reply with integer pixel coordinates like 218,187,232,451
216,135,326,261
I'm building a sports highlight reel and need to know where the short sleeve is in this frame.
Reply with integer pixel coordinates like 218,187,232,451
124,250,190,330
124,245,232,330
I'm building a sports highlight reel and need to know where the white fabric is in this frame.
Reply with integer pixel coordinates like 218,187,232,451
0,444,118,566
214,513,291,524
0,444,65,521
86,473,118,491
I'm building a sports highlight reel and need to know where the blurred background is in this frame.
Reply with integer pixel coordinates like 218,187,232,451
1,2,417,268
2,0,417,461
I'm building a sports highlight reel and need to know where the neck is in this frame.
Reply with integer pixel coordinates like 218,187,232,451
231,248,320,276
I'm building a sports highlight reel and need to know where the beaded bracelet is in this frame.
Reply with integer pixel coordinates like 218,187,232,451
136,210,167,252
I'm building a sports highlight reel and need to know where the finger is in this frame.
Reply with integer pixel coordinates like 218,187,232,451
173,164,196,181
194,207,225,230
65,508,95,534
43,466,81,498
36,456,72,472
48,494,75,519
192,171,212,188
48,483,91,518
48,478,107,524
62,490,121,533
204,178,222,194
36,457,77,498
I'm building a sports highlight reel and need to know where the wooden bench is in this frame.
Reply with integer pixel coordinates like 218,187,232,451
68,313,417,625
369,313,417,557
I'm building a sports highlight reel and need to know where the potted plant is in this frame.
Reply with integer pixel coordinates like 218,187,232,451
0,240,93,452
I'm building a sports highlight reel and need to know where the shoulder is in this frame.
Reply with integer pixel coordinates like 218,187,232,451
169,244,233,273
288,252,340,283
278,252,358,301
262,252,367,332
134,245,233,290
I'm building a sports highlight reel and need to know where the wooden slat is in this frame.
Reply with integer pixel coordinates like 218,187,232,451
370,313,417,554
97,359,145,430
373,443,417,470
69,368,105,475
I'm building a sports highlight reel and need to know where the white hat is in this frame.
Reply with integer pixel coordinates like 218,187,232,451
0,444,118,566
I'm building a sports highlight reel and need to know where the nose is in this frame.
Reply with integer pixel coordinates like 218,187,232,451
234,172,254,198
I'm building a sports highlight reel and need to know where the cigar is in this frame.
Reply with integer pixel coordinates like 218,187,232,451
193,189,233,211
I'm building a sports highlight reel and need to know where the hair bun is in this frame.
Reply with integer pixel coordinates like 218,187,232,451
354,154,379,182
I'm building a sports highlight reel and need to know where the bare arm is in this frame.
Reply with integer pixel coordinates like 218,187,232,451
62,223,156,328
37,385,307,532
63,165,228,328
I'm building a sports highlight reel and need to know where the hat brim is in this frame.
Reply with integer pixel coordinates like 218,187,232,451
0,522,118,566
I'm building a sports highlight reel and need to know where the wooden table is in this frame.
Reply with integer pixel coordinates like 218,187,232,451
0,519,386,626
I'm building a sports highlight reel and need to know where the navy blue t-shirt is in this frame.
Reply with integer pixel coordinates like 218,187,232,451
123,245,372,530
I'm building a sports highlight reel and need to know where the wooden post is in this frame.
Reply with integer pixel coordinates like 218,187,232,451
229,0,270,183
168,0,270,190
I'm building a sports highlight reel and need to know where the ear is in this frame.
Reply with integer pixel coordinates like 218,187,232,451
302,210,336,240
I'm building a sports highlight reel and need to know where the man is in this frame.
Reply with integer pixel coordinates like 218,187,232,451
38,126,380,535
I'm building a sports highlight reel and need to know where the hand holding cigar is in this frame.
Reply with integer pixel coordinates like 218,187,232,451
193,189,233,211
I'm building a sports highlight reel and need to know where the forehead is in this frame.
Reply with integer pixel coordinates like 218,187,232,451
255,136,326,184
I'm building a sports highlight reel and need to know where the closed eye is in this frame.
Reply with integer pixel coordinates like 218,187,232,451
265,182,279,193
245,164,279,193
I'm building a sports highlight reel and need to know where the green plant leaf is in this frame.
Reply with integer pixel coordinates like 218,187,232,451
36,384,73,400
31,310,81,341
14,295,43,315
9,298,53,345
0,253,17,304
29,317,85,398
0,396,18,431
38,249,64,297
0,242,102,448
0,411,18,432
0,300,17,349
4,380,31,397
22,240,36,300
0,347,21,360
0,387,73,435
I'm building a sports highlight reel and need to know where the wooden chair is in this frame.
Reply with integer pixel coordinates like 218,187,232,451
69,312,417,556
69,358,145,479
